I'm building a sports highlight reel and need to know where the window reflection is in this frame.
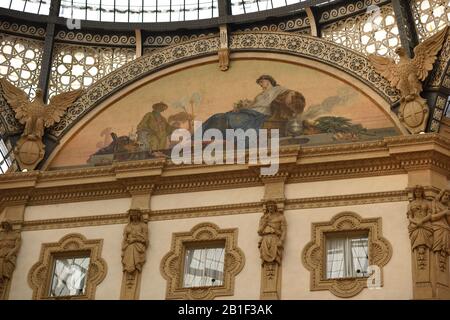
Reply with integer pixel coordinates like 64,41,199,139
183,246,225,288
50,256,90,297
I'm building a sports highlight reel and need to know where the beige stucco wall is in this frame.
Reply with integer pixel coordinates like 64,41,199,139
283,201,412,299
151,186,265,210
9,174,413,299
24,198,132,221
285,174,408,199
9,224,125,300
141,213,262,300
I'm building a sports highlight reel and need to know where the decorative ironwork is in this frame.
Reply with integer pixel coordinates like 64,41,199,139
49,43,136,97
0,33,44,97
55,31,135,46
143,33,217,47
319,0,389,23
0,21,46,39
322,4,401,59
411,0,450,40
234,16,310,33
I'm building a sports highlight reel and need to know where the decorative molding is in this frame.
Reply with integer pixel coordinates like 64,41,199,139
319,0,389,23
160,222,245,300
18,190,409,231
0,134,448,211
0,21,46,39
302,211,392,298
143,33,217,47
28,233,107,300
234,16,309,33
22,213,129,231
55,31,135,46
218,25,229,71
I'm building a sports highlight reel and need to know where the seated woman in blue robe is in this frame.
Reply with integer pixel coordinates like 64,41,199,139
202,75,290,135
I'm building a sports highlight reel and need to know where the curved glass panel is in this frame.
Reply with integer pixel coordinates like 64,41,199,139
59,0,219,22
230,0,337,15
0,0,50,15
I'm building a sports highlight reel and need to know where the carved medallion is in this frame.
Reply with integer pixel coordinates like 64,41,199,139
14,137,45,170
399,98,429,132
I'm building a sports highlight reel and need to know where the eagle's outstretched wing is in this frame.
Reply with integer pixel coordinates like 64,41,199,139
0,78,31,125
44,89,83,127
367,55,400,88
412,26,448,81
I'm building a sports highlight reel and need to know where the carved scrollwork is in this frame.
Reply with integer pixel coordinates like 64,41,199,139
28,233,107,300
160,222,245,300
302,211,392,298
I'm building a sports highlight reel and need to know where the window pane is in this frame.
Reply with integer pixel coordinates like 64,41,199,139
326,237,345,279
350,237,369,277
183,246,225,288
326,233,369,279
50,256,90,297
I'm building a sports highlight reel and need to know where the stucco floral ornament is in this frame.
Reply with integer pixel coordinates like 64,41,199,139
369,26,449,134
0,78,82,170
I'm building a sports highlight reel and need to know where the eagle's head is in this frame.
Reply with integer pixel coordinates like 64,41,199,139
34,88,44,103
395,47,407,58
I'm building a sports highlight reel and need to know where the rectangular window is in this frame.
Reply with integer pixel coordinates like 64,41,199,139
326,232,369,279
183,244,225,288
50,255,90,297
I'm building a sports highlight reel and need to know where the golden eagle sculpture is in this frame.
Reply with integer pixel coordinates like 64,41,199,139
0,78,83,171
368,26,448,134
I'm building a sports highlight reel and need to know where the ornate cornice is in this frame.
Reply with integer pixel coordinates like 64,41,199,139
0,134,448,211
0,21,46,39
20,190,408,231
319,0,390,24
144,33,217,47
55,31,135,46
234,16,309,33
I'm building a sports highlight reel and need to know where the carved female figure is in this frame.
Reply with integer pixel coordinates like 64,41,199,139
407,186,433,250
431,189,450,269
258,201,287,265
0,220,21,298
407,186,433,269
121,210,149,282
